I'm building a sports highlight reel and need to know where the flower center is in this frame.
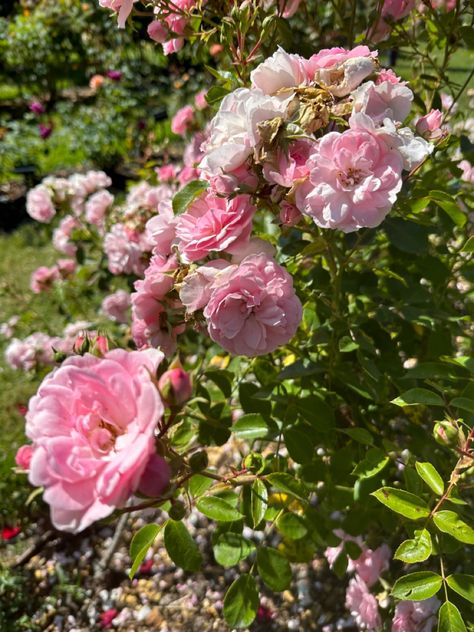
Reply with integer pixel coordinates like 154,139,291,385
338,167,364,188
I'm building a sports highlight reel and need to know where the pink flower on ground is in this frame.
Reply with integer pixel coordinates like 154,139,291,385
30,266,60,293
30,100,45,115
85,189,114,225
1,526,21,540
345,576,381,631
171,105,194,136
15,445,33,470
89,74,105,90
26,348,164,532
39,123,53,139
353,544,391,587
392,597,440,632
158,367,192,406
107,69,123,81
416,109,443,140
137,453,171,497
204,254,302,356
26,186,56,223
101,290,131,323
99,607,119,629
176,192,256,263
194,90,208,110
295,120,404,232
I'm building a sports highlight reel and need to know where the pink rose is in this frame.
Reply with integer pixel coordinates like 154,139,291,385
295,121,404,232
57,258,76,278
250,47,307,96
392,597,440,632
279,201,302,226
416,109,443,140
176,192,256,263
26,186,56,223
156,165,177,182
101,290,131,323
26,348,164,532
15,445,33,470
30,266,60,293
376,68,405,85
203,254,302,356
353,544,391,587
351,80,414,123
147,20,168,43
163,38,184,55
262,139,312,188
208,163,259,195
324,529,365,572
370,0,416,41
145,200,177,257
171,105,194,136
179,260,230,313
459,159,474,183
194,90,208,110
85,189,114,225
53,215,79,256
178,166,201,186
345,576,381,631
305,47,377,96
99,0,137,28
104,224,145,275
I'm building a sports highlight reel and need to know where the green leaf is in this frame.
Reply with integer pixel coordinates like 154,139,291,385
250,479,268,528
172,180,207,215
338,336,359,352
460,25,474,49
394,529,432,564
339,427,374,445
197,496,244,522
433,511,474,544
371,487,430,520
129,524,161,579
429,191,466,227
415,462,444,496
461,236,474,253
284,426,315,464
163,520,202,571
233,413,269,441
257,547,292,592
223,574,259,629
437,601,467,632
213,533,255,568
352,448,389,479
392,571,442,601
266,473,309,502
391,388,444,407
276,512,308,540
450,397,474,414
188,474,214,498
446,575,474,604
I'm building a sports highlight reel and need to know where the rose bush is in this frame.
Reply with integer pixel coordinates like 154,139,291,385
2,0,474,630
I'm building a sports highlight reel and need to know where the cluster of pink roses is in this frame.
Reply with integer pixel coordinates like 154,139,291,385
30,259,76,294
325,530,440,631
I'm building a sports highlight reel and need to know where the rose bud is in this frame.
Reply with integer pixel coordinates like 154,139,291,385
433,420,464,448
137,453,171,498
15,445,33,470
189,450,208,472
168,499,186,520
416,109,443,140
91,334,109,357
158,366,192,407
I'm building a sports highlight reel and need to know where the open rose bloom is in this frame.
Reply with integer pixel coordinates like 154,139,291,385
25,349,165,532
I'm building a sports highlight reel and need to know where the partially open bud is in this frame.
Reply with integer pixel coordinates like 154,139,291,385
91,334,109,357
158,366,192,407
433,420,465,448
73,333,90,355
15,445,33,470
137,453,171,498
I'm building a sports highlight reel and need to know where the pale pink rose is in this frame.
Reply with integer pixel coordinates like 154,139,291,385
194,90,208,110
26,186,56,223
56,258,76,277
85,189,114,225
25,348,164,532
278,0,302,17
203,254,302,356
99,0,137,28
351,80,414,123
416,109,443,139
295,120,404,232
208,163,259,195
304,46,377,96
430,0,456,9
104,224,145,275
353,544,391,587
30,266,60,293
184,131,207,166
176,192,255,263
262,139,312,187
250,47,307,96
459,159,474,183
15,445,33,470
376,68,405,85
158,367,192,406
178,166,200,186
200,87,292,176
230,237,276,263
147,20,168,43
163,37,184,55
392,597,440,632
279,201,303,226
101,290,131,323
370,0,416,41
0,315,19,339
171,105,194,136
145,200,177,257
5,333,56,371
156,165,177,182
345,576,381,631
53,215,79,256
179,260,230,313
137,453,171,497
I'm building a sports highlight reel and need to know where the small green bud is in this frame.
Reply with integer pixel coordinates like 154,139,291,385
243,452,264,474
189,451,208,472
168,500,186,521
433,420,464,447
